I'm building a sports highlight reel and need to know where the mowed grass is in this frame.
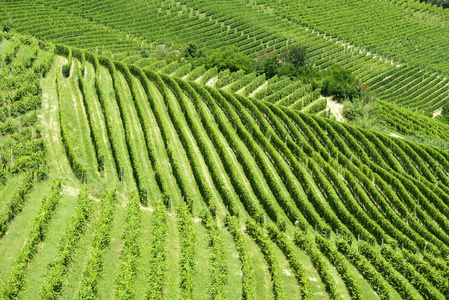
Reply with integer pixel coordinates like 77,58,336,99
83,61,118,188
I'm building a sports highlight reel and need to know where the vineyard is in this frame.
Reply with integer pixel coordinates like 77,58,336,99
2,0,449,114
1,0,449,299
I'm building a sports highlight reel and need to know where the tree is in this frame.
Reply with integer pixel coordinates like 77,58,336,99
259,54,279,78
321,64,360,101
197,47,254,73
2,19,13,32
281,44,308,69
184,43,201,58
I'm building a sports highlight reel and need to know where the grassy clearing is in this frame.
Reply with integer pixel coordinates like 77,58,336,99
156,86,203,212
65,59,99,180
348,263,382,300
179,87,248,219
292,237,330,299
271,242,303,299
40,55,75,180
84,62,117,186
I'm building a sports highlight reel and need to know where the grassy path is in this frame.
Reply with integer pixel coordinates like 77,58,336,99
222,226,243,299
0,175,25,209
84,61,117,187
97,66,135,191
194,87,262,219
115,71,159,200
244,230,274,300
132,77,182,203
146,80,200,207
178,86,248,219
67,59,99,178
59,198,100,299
164,84,225,214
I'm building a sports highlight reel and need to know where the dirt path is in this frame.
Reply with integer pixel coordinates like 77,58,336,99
206,76,218,87
249,81,267,97
433,108,442,118
388,132,403,139
326,97,344,122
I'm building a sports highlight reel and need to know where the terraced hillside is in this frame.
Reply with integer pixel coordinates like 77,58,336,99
2,0,449,114
2,30,449,300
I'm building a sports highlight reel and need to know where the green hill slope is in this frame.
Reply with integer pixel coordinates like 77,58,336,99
1,31,449,299
2,0,449,114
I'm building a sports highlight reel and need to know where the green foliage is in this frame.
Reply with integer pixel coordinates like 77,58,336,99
77,190,118,300
0,180,62,299
77,67,104,171
335,239,392,299
177,201,196,300
246,219,284,300
314,234,362,300
413,0,449,9
321,64,360,101
56,44,72,78
359,241,420,300
56,72,86,180
145,200,168,300
195,47,254,73
280,44,308,69
266,223,311,300
200,209,227,299
184,43,203,59
441,100,449,116
114,190,142,300
343,98,386,132
2,19,13,32
0,173,34,237
224,216,255,299
39,186,93,299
